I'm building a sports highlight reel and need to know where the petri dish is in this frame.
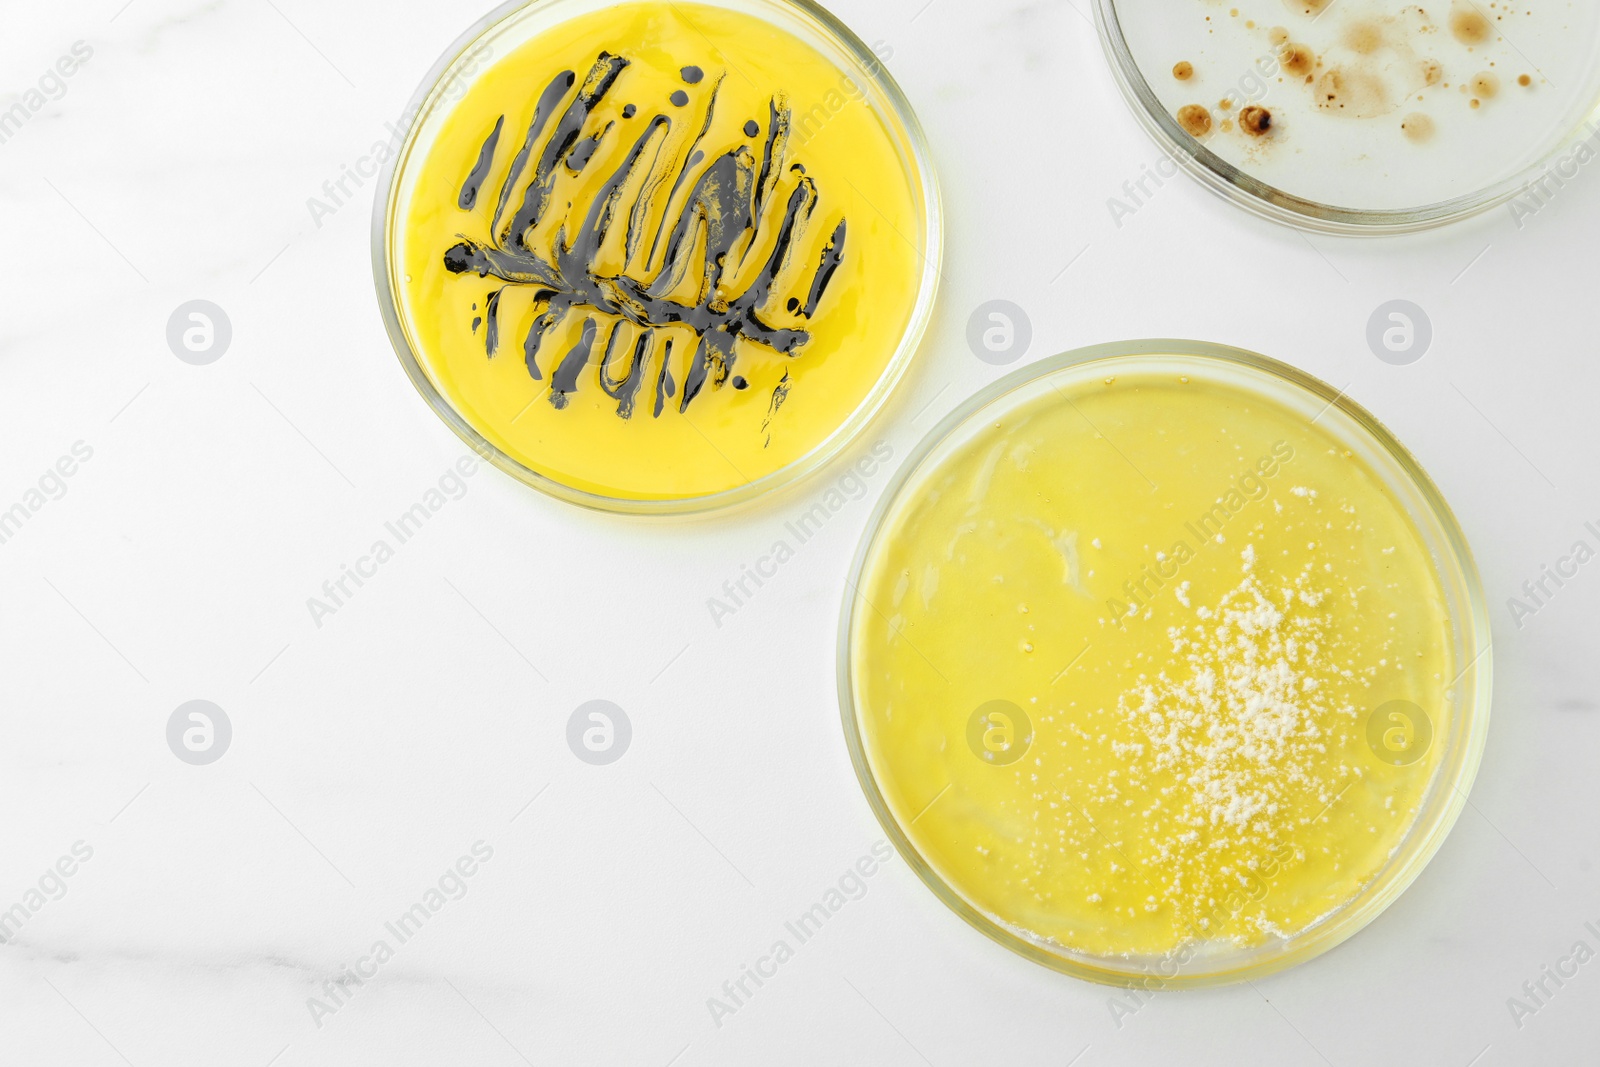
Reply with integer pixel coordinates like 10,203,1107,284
373,0,940,514
840,340,1491,986
1095,0,1600,233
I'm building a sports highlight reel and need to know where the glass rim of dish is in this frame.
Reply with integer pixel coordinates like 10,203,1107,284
370,0,944,515
1093,0,1600,235
837,339,1493,987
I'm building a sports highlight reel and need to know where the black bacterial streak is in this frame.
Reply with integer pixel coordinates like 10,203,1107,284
444,51,848,425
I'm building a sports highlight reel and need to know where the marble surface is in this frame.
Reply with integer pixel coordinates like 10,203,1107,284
2,1,1598,1064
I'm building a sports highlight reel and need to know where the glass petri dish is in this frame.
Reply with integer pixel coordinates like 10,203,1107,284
1095,0,1600,233
373,0,941,514
840,340,1491,987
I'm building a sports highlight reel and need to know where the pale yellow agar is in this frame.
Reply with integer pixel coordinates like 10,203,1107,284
852,363,1452,960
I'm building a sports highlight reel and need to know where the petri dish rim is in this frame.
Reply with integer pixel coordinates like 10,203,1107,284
1093,0,1600,235
837,339,1493,987
370,0,944,516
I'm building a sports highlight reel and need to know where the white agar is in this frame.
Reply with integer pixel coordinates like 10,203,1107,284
1112,0,1600,210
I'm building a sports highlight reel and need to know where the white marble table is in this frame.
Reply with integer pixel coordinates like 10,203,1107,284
2,1,1597,1064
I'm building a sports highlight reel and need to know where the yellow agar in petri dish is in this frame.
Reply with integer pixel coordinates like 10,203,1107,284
847,349,1474,971
389,2,927,505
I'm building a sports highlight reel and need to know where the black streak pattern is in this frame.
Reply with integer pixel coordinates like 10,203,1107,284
459,115,504,210
484,287,504,355
550,317,599,409
802,219,847,318
444,52,849,429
